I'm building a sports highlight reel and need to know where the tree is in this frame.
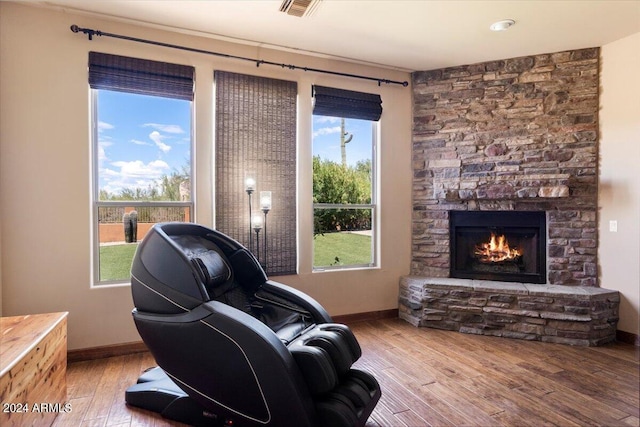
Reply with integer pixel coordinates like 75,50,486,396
313,156,371,234
158,167,190,201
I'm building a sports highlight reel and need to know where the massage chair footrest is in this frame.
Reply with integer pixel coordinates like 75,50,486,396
316,369,381,427
288,323,363,395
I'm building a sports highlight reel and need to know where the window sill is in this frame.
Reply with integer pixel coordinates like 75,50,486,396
312,265,379,274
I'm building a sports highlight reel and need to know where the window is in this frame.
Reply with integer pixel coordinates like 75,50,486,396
90,52,194,285
312,86,381,270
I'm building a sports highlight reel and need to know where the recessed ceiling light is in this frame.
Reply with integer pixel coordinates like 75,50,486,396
490,19,516,31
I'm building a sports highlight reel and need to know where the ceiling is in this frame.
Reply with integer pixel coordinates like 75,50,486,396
40,0,640,71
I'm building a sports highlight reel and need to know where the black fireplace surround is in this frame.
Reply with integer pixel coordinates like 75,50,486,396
449,211,547,284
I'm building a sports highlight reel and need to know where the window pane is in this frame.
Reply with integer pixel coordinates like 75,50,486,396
312,117,372,204
313,208,373,268
94,89,192,284
97,90,191,201
312,115,375,270
97,205,192,282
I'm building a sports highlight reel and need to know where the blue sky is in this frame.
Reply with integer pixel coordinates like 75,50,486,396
97,91,373,196
312,116,373,166
96,90,191,196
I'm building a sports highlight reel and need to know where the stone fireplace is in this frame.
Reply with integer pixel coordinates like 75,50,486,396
410,47,600,286
400,47,620,345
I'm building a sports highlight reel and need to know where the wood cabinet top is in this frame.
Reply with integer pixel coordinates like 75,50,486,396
0,312,68,377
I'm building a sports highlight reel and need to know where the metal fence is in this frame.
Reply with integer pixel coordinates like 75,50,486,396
98,205,188,223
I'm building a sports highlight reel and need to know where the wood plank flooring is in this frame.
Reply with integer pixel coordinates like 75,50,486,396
54,318,640,426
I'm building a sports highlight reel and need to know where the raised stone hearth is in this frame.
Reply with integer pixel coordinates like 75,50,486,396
399,276,619,346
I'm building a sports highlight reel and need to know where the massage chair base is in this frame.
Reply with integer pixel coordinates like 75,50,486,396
126,367,224,426
126,367,380,427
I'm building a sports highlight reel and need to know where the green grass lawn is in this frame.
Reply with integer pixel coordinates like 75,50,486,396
313,232,372,268
99,243,138,281
100,232,370,280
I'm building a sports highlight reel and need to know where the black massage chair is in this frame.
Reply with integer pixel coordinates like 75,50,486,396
125,222,381,426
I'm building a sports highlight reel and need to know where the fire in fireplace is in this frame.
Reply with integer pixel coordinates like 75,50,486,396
475,232,521,263
449,211,547,284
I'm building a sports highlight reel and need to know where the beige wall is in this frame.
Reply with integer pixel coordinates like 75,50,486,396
599,32,640,337
0,3,412,349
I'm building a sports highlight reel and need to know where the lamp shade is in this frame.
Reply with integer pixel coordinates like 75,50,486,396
260,191,272,211
245,176,256,192
252,215,263,230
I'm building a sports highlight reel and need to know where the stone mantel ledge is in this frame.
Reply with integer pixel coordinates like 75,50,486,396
431,183,571,200
399,276,620,346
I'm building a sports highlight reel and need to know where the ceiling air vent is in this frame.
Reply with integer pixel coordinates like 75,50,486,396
279,0,321,17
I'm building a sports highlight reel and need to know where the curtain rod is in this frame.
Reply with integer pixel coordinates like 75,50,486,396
70,25,408,87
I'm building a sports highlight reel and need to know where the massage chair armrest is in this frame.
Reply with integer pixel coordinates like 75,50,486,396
260,280,333,324
133,302,297,368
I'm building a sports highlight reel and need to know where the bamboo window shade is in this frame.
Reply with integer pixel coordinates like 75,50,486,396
312,85,382,121
214,71,297,276
88,51,194,100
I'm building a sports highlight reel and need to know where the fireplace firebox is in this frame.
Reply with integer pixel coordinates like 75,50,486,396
449,211,547,284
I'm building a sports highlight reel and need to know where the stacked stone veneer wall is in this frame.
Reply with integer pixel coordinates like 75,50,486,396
411,47,599,286
399,276,619,346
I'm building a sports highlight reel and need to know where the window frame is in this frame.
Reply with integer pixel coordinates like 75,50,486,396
312,119,379,272
90,89,195,286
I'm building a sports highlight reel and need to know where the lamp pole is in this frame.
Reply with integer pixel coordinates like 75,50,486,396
252,215,263,263
260,191,272,272
245,175,255,252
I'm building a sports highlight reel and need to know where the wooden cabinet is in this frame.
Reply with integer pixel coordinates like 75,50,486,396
1,312,68,427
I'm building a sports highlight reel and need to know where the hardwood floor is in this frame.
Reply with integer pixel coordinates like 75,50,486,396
55,318,639,427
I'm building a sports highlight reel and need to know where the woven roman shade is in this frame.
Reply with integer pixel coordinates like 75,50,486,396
312,85,382,121
214,71,297,276
88,51,194,100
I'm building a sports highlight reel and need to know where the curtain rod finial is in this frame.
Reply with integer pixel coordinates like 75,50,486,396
70,24,100,40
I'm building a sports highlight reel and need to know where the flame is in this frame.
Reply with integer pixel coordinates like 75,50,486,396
474,233,521,263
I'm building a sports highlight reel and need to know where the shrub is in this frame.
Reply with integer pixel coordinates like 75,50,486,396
313,156,371,234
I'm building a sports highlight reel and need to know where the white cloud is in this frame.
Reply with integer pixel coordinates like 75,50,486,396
98,121,114,132
110,159,169,178
97,122,113,166
313,126,341,138
97,139,113,166
314,116,341,124
131,139,153,146
97,144,108,163
149,131,171,153
98,137,113,147
101,159,170,194
143,123,185,134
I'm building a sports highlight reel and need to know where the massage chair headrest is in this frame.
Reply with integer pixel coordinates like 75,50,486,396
190,249,234,297
131,223,267,313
